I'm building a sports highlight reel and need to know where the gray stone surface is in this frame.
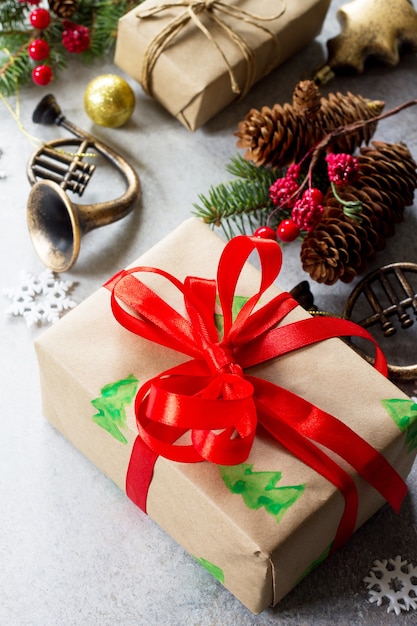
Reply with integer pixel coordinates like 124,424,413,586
1,1,417,624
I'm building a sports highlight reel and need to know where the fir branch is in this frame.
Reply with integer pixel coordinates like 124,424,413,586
226,154,279,184
0,39,32,97
193,155,278,239
0,0,145,95
87,0,139,58
0,0,28,29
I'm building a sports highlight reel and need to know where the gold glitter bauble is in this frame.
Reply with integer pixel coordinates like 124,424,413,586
84,74,135,128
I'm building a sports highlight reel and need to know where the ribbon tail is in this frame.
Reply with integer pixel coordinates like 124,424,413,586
298,404,408,513
251,376,408,514
126,436,158,513
258,406,358,552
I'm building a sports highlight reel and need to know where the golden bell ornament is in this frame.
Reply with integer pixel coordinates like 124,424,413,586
84,74,136,128
315,0,417,83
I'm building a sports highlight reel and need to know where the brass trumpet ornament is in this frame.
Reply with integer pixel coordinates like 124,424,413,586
27,94,140,272
291,263,417,382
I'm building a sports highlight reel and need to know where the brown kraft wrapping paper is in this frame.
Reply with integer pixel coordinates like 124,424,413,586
114,0,331,130
35,218,417,613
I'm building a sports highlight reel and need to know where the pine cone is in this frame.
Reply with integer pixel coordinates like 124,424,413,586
300,142,417,285
235,80,384,170
48,0,77,18
292,80,321,119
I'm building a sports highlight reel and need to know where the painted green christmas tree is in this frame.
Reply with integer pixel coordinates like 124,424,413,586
193,557,225,584
91,374,139,444
214,294,249,337
297,543,333,583
220,463,305,522
381,398,417,453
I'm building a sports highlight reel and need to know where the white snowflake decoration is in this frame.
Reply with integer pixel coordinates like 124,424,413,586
364,556,417,615
3,269,77,328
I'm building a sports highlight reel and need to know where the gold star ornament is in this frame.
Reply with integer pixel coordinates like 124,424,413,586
316,0,417,81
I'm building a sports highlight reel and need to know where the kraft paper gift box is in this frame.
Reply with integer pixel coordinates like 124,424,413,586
114,0,331,130
35,218,417,614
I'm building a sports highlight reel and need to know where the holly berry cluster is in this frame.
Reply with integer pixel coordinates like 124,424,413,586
23,0,91,86
254,152,360,243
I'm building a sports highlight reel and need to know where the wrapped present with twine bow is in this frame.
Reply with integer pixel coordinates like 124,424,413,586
35,218,417,613
114,0,331,130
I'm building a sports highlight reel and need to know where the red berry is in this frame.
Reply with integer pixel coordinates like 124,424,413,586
326,152,359,186
276,219,300,243
286,163,301,179
62,21,91,53
253,225,277,240
305,188,323,204
291,188,324,232
269,174,299,208
29,8,51,29
28,39,50,61
32,64,53,86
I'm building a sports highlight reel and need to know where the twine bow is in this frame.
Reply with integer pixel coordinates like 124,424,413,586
136,0,286,97
106,235,407,552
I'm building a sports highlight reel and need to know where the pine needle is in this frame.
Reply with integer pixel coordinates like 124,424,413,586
193,155,279,238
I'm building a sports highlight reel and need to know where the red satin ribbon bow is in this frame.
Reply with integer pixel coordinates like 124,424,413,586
105,235,407,552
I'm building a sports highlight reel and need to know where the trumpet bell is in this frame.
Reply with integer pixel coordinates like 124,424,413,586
27,179,82,273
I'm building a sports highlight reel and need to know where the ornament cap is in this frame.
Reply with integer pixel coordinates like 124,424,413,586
312,64,335,85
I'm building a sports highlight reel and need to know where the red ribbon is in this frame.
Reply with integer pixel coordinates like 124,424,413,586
105,235,407,552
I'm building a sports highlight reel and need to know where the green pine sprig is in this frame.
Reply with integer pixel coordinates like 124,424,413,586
86,0,137,58
0,36,33,96
193,155,280,239
0,0,28,28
